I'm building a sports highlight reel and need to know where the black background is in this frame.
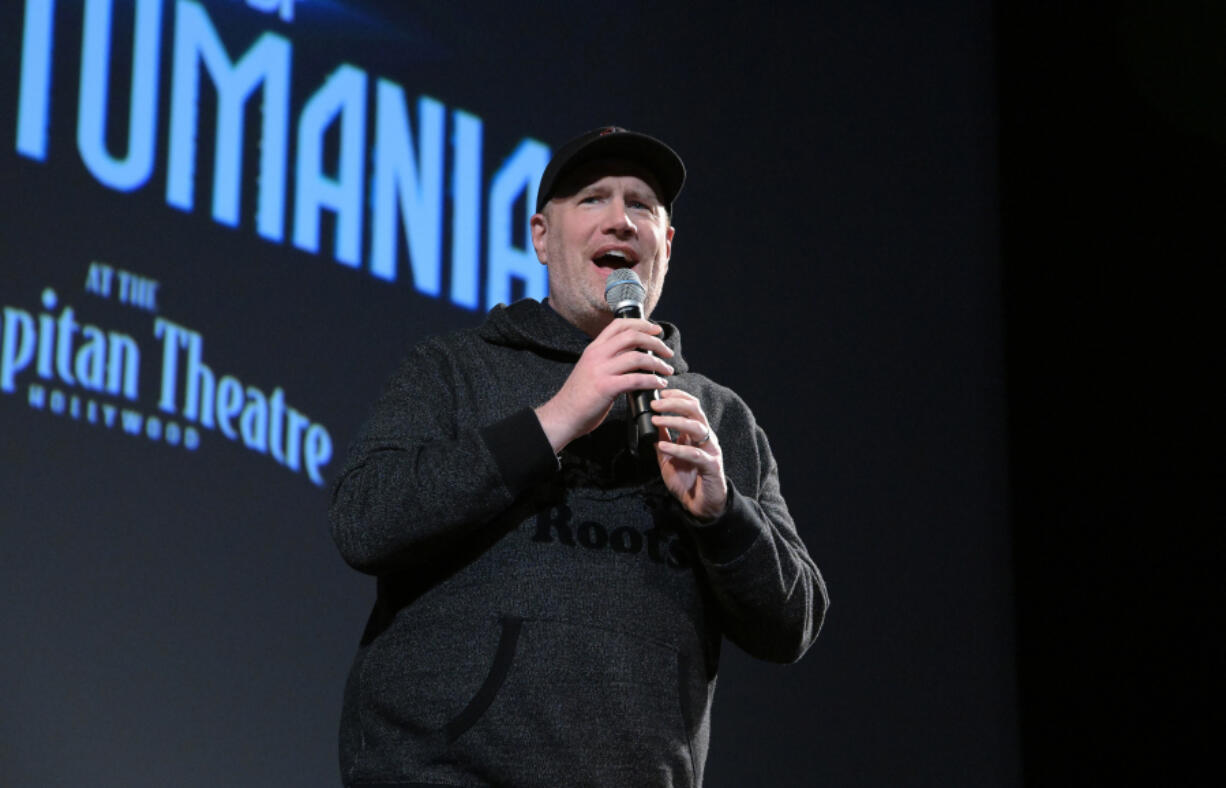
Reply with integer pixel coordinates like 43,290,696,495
1001,1,1220,784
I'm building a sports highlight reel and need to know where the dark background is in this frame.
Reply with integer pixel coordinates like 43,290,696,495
1000,1,1220,785
1,0,1213,785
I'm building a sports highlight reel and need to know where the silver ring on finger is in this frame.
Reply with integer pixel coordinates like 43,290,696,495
694,427,712,447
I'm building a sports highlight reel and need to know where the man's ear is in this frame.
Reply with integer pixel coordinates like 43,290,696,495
530,212,548,264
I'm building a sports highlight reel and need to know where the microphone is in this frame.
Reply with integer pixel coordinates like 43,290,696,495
605,268,661,457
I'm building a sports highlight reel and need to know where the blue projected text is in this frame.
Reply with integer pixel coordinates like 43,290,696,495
15,0,550,311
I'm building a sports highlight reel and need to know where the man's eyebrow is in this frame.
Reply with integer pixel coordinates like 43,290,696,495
628,187,662,205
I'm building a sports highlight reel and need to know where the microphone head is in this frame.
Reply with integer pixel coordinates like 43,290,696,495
605,268,646,313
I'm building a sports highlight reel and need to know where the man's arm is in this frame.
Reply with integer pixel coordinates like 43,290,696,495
693,451,828,663
654,388,828,663
329,343,558,575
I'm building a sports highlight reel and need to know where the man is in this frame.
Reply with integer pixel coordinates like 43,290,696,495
330,127,827,787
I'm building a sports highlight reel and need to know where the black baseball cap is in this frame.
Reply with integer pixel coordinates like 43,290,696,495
535,126,686,215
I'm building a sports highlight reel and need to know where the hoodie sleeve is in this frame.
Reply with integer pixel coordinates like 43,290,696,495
683,393,829,663
329,341,559,575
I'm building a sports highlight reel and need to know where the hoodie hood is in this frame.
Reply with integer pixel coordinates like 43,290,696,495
479,298,690,374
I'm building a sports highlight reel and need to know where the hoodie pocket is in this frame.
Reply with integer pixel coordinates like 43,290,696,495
443,615,698,785
440,615,522,743
357,613,699,785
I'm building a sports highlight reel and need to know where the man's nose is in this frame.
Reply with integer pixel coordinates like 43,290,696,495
602,199,636,236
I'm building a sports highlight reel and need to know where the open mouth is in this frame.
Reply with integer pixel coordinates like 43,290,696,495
592,249,637,268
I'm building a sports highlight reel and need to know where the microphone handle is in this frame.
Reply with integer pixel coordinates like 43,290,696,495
628,387,661,457
614,304,661,457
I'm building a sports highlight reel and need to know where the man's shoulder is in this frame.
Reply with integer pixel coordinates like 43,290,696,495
392,300,561,377
674,372,758,430
405,302,526,357
392,325,486,371
676,370,746,404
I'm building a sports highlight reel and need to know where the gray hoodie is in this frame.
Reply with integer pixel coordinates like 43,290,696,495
330,298,827,787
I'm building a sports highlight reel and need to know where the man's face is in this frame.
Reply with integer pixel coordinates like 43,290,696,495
531,160,675,337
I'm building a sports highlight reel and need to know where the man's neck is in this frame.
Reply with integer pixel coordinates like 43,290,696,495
543,298,613,339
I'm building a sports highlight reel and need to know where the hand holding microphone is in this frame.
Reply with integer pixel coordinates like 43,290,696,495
604,268,664,456
533,270,674,454
606,269,727,515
